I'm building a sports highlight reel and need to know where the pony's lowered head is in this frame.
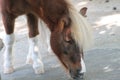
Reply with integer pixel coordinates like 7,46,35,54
50,17,84,79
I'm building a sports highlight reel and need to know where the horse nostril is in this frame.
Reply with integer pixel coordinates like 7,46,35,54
69,70,76,79
69,69,72,74
69,69,84,80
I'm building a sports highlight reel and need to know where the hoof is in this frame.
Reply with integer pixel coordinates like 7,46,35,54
26,58,33,64
33,61,44,74
4,66,14,74
34,67,44,74
48,48,53,55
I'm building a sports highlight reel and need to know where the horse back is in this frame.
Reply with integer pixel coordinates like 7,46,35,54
0,0,33,16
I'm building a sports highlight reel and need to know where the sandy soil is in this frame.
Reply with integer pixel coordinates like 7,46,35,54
0,0,120,80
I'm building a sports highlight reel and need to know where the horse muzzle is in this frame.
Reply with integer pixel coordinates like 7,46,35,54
69,69,84,80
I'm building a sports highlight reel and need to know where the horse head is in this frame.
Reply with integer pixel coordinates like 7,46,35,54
50,17,84,79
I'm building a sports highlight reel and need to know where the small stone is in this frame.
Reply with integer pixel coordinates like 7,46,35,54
113,7,117,10
105,0,109,3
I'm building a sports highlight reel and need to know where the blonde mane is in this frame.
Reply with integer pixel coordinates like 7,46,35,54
66,0,93,50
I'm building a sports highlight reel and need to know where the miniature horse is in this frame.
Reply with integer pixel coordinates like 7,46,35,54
0,0,92,79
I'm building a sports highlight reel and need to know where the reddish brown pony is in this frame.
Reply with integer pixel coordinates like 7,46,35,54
0,0,92,80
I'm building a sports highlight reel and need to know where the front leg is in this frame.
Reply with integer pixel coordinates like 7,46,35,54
3,33,15,74
39,21,53,55
2,12,16,74
26,13,44,74
28,36,44,74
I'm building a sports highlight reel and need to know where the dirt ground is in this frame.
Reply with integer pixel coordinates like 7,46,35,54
0,0,120,80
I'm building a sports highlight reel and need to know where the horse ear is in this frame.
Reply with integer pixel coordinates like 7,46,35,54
58,19,71,41
79,7,87,17
57,17,70,32
58,20,64,32
58,17,68,32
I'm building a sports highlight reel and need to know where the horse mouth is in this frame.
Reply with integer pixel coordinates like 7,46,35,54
69,70,84,80
72,74,84,80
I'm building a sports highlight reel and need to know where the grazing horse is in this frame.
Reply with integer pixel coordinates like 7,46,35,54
0,0,92,79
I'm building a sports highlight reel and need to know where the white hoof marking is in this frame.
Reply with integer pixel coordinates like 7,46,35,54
4,66,14,74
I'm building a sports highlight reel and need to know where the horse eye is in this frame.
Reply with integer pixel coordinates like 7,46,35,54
64,50,68,55
70,56,76,63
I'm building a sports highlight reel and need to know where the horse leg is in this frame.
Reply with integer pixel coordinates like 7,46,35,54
38,20,47,54
26,13,44,74
2,13,16,74
46,34,53,54
41,22,52,54
39,21,52,55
